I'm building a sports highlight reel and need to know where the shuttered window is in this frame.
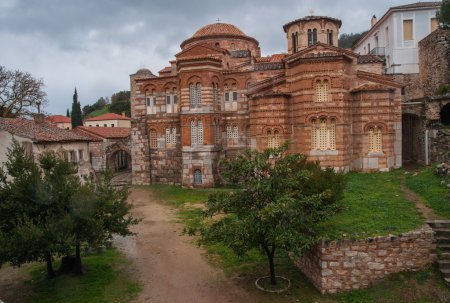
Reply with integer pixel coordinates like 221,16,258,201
403,20,413,41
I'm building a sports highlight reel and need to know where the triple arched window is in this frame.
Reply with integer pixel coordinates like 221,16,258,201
311,117,336,150
368,126,383,153
189,83,202,108
315,79,330,102
267,129,280,148
191,120,203,146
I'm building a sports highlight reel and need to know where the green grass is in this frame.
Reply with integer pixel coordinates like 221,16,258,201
404,167,450,219
87,106,110,118
25,249,141,303
318,171,423,240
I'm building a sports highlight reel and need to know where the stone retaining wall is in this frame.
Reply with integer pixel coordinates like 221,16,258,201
292,225,435,294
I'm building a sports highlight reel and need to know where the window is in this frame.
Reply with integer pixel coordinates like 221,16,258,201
327,29,333,45
189,83,201,108
212,83,219,109
104,124,107,127
194,169,202,185
149,129,157,148
232,125,238,139
315,79,329,102
96,124,99,127
368,43,371,53
313,29,318,44
232,84,238,101
311,118,336,150
308,29,312,46
214,120,220,145
368,126,382,153
431,18,439,32
267,129,280,148
190,120,203,146
196,83,202,105
226,125,232,138
146,90,156,114
70,150,77,163
224,85,229,102
78,149,84,162
111,124,115,127
166,88,177,113
403,19,413,41
292,32,298,52
164,127,176,146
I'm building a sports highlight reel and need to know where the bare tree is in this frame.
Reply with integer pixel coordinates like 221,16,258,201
0,66,47,118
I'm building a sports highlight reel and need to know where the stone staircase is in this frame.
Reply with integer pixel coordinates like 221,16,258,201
427,220,450,287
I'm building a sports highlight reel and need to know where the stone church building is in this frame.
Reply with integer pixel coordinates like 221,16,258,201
130,15,403,187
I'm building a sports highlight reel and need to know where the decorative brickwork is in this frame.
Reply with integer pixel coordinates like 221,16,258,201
292,225,435,294
131,17,403,187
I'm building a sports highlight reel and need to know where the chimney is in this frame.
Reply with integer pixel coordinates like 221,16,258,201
34,113,45,124
121,111,125,117
371,15,377,27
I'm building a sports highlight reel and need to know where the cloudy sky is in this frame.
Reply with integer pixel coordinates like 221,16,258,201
0,0,427,114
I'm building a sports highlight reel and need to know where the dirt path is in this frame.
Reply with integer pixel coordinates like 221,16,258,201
114,187,257,303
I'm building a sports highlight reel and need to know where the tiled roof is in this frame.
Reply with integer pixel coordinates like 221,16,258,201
391,2,441,10
0,118,91,143
358,55,385,64
158,66,172,73
85,113,130,122
255,54,287,63
74,126,131,139
193,23,247,38
283,16,342,31
46,115,71,123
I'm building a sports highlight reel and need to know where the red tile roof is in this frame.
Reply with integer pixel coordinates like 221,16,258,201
74,126,131,139
255,54,287,63
391,2,441,10
46,115,71,123
84,113,130,122
193,23,247,38
357,55,385,64
0,118,91,143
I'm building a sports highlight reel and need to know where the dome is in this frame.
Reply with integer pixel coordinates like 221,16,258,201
192,23,247,38
135,68,156,77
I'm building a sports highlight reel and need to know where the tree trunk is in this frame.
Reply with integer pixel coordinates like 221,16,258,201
74,242,83,275
45,252,56,278
263,245,277,285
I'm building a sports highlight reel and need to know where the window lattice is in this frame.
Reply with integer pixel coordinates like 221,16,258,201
171,127,177,144
368,126,382,152
311,118,336,150
191,120,197,145
232,125,239,139
165,128,170,145
197,120,203,144
166,127,176,145
226,126,232,138
214,122,220,145
316,80,329,102
196,83,202,105
273,130,280,148
267,130,273,148
149,129,157,148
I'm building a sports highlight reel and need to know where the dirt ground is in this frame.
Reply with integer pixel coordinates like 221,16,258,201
114,187,259,303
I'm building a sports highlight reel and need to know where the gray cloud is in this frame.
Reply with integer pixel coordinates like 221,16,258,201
0,0,420,113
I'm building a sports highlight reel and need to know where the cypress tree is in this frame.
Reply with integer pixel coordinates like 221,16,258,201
66,108,70,117
71,88,83,128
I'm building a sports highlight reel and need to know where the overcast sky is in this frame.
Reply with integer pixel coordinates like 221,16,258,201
0,0,428,114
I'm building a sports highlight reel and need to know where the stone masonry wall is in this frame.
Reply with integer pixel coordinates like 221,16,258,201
392,73,423,101
419,29,450,96
293,225,435,294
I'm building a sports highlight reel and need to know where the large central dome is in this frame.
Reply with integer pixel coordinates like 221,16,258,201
192,23,247,38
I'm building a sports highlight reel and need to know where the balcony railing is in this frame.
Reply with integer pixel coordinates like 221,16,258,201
369,47,385,56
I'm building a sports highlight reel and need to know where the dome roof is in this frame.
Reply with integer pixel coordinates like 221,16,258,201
192,22,247,38
134,68,156,77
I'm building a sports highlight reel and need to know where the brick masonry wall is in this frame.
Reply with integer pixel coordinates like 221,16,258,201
419,29,450,96
292,225,435,294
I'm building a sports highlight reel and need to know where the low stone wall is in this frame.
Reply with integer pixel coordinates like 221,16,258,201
292,225,435,294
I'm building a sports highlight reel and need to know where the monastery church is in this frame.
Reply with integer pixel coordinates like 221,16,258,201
130,15,403,187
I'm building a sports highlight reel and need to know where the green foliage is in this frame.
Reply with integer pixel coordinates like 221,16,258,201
338,31,368,49
435,84,450,96
86,106,110,118
0,141,139,277
109,91,131,117
70,88,83,128
437,0,450,29
405,167,450,219
66,108,69,117
27,250,141,303
201,143,346,284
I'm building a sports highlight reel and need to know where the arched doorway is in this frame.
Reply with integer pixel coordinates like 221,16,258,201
402,114,422,163
109,150,131,172
440,103,450,126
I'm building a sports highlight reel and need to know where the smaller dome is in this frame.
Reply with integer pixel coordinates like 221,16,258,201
193,23,247,38
135,68,156,77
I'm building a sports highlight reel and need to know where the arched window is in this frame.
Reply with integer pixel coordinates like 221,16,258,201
232,84,238,101
273,130,280,148
191,120,197,145
308,29,312,46
226,125,232,138
172,88,178,113
214,120,221,145
149,129,157,148
165,127,177,146
232,125,239,139
315,79,329,102
189,83,196,107
194,169,202,185
313,29,318,44
212,82,219,110
267,130,273,148
224,84,229,102
368,126,382,153
146,90,156,114
327,30,333,45
196,83,202,105
311,117,336,150
197,120,203,144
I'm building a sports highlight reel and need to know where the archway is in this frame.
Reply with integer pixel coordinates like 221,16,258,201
402,114,422,163
440,103,450,126
109,149,131,172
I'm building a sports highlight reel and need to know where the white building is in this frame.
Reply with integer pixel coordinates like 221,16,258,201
353,2,441,74
84,113,131,128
